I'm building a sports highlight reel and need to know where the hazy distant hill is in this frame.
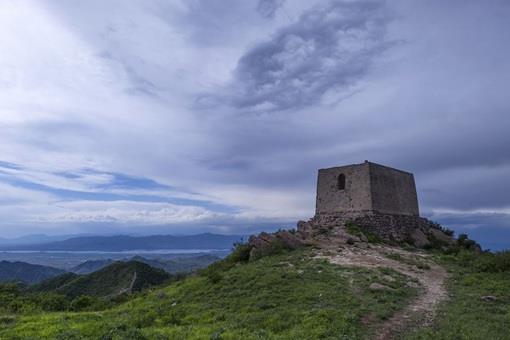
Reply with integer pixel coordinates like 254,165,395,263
136,254,220,273
70,259,116,275
0,233,244,251
70,254,219,275
32,261,171,298
0,261,66,284
0,234,79,246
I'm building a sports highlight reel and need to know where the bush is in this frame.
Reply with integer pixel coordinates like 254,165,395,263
200,261,227,284
70,295,99,311
206,270,223,284
229,243,252,263
39,293,69,312
454,249,510,273
456,233,480,250
474,251,510,273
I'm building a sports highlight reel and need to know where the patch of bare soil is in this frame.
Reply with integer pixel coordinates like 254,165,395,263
316,244,448,340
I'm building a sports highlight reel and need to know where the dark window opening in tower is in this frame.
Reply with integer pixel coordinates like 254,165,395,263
337,173,345,190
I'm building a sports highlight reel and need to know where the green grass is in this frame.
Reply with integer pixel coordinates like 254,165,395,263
404,251,510,340
32,261,171,299
385,253,431,270
0,249,418,339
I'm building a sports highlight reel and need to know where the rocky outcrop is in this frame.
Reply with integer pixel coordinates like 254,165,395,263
248,230,305,260
296,212,456,249
248,213,457,261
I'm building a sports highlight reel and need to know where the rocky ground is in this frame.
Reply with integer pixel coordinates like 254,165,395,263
316,243,448,339
248,218,455,339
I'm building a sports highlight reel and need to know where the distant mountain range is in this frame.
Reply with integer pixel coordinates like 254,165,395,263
0,234,84,246
0,253,219,285
31,261,171,298
0,233,245,251
0,261,66,284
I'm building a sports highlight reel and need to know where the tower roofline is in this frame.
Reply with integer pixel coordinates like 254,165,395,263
319,160,414,176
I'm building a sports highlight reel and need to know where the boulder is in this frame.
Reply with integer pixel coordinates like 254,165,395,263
248,230,305,260
429,228,455,245
382,275,396,283
411,228,430,248
369,283,393,291
481,295,497,302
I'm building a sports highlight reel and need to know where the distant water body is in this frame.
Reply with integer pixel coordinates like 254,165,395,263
0,249,228,255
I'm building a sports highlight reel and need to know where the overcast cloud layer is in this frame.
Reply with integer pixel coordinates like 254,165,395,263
1,0,509,249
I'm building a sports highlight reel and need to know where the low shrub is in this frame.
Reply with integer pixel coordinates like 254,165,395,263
229,242,252,263
70,295,106,312
453,249,510,273
38,293,70,312
456,234,481,251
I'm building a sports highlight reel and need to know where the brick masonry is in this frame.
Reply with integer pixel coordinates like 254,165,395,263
304,161,451,246
316,161,419,217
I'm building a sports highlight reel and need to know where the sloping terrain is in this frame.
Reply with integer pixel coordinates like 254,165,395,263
32,261,171,298
0,248,419,339
317,244,448,339
30,272,80,293
0,261,66,284
0,243,508,339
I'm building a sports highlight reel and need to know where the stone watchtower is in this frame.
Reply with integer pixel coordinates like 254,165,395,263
315,161,419,217
297,160,452,247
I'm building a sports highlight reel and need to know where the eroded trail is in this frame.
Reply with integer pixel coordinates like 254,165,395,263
317,245,448,340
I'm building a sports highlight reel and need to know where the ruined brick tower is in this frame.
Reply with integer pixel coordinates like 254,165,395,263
296,160,453,247
315,160,419,217
249,160,455,255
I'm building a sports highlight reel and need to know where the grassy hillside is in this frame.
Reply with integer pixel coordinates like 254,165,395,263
30,273,79,293
405,251,510,339
0,248,417,339
32,261,171,299
0,247,508,339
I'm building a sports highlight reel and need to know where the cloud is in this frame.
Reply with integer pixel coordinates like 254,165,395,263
0,0,510,248
35,200,219,224
257,0,285,19
229,0,393,112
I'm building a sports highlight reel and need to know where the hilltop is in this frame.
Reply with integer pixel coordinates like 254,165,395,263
1,231,508,339
31,261,171,299
69,255,219,275
1,162,507,339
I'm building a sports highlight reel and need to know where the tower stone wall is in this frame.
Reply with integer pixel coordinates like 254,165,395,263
251,161,456,256
315,161,419,217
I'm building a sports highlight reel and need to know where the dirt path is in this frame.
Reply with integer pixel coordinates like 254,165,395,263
317,245,448,340
128,270,138,293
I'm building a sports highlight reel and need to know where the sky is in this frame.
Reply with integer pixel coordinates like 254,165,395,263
1,0,509,249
